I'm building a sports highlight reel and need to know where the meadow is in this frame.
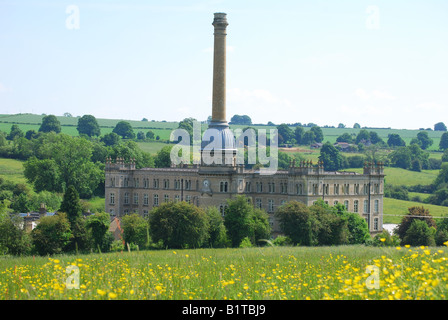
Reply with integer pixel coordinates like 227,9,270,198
1,245,448,300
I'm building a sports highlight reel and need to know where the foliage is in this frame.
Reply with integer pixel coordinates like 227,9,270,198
205,206,229,248
402,219,436,247
77,115,101,137
149,201,208,249
112,121,135,139
0,214,31,255
31,212,72,255
439,132,448,150
39,115,61,134
319,141,344,171
223,196,270,247
85,212,112,252
434,122,447,132
395,206,436,245
275,201,317,246
121,213,150,249
154,145,173,168
230,114,252,125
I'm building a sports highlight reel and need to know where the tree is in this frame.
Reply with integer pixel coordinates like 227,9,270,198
149,201,208,248
395,206,436,244
224,195,270,247
402,219,436,246
230,114,252,125
31,212,72,255
23,157,62,193
387,133,406,147
301,130,315,145
439,132,448,151
39,115,61,133
146,130,155,140
353,123,361,129
101,132,121,147
319,142,344,171
77,115,101,137
310,126,324,143
355,129,370,144
294,126,304,145
7,125,24,140
388,146,411,169
0,214,31,255
434,122,447,131
205,206,229,248
310,201,348,246
275,201,317,246
121,213,149,248
60,185,82,224
276,124,294,144
137,131,146,140
59,185,88,252
154,145,173,168
336,133,354,143
112,121,135,139
415,131,433,150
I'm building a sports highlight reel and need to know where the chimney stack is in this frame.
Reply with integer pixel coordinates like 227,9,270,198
211,12,228,125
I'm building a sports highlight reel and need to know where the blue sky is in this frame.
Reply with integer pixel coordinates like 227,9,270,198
0,0,447,129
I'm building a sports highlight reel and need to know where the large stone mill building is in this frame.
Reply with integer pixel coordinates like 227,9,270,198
105,13,384,236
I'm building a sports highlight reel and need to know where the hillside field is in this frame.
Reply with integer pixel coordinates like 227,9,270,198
0,113,445,151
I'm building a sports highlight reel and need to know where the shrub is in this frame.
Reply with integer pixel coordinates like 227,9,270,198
149,201,208,249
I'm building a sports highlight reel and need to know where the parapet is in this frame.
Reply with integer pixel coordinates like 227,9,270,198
105,157,136,171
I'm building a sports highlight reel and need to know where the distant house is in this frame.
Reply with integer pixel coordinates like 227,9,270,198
310,142,323,149
109,217,124,241
334,142,356,152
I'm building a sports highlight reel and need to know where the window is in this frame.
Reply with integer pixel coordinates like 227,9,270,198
354,200,359,213
334,184,339,195
363,200,368,213
363,184,369,195
143,210,149,217
334,200,338,206
124,192,129,205
296,183,303,195
143,193,149,206
219,204,227,216
268,182,275,193
186,195,191,204
185,180,192,190
374,200,379,213
133,193,139,205
110,209,115,216
374,218,379,230
354,184,359,195
344,200,349,211
134,178,139,188
175,195,180,202
313,184,318,195
268,199,274,213
153,194,159,207
323,184,329,195
163,179,169,189
245,182,251,192
164,194,169,202
110,193,115,205
255,198,262,209
153,179,159,189
220,181,228,192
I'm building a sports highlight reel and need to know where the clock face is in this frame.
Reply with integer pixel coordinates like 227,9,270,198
203,180,209,187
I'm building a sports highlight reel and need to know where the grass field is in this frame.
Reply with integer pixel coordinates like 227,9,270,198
0,158,27,184
383,198,448,224
1,245,448,300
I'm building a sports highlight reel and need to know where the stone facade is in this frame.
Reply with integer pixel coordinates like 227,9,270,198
105,159,384,235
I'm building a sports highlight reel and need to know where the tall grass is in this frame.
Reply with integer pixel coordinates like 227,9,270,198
1,245,447,300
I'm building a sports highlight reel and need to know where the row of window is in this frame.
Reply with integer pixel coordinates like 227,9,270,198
109,192,193,206
110,177,195,190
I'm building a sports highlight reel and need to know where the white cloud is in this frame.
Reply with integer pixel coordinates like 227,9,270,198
355,88,395,101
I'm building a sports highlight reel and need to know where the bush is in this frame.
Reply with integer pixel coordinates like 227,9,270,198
272,235,292,246
402,220,436,246
239,237,253,248
149,201,209,249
